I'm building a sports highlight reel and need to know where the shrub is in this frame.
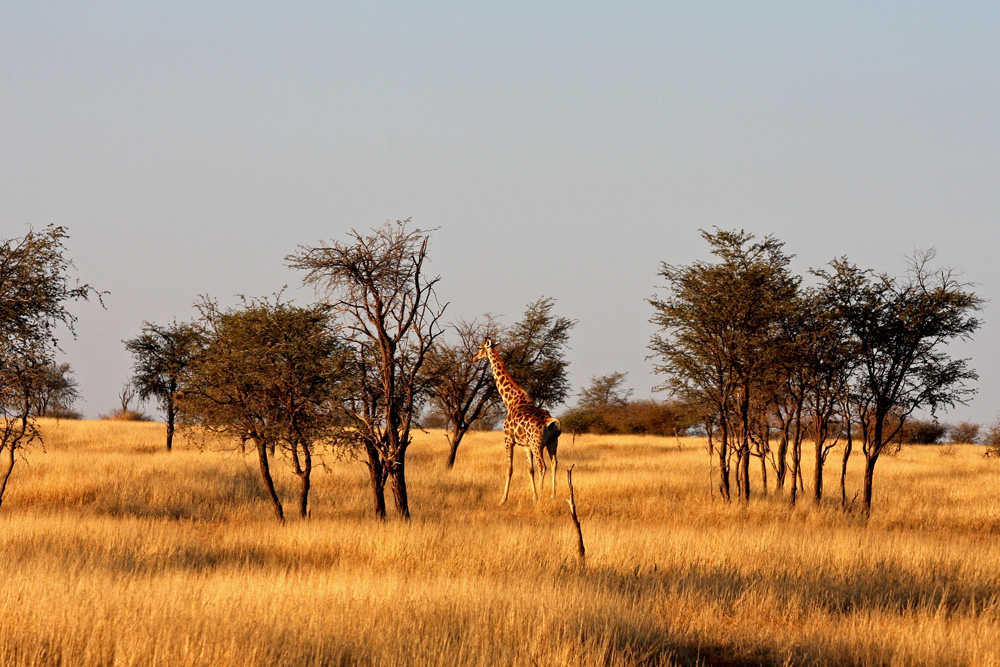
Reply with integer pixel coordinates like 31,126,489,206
99,408,152,422
949,421,980,445
560,399,692,436
899,418,947,444
46,405,83,420
983,417,1000,458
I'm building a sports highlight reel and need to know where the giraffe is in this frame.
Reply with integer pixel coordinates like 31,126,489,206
473,338,560,503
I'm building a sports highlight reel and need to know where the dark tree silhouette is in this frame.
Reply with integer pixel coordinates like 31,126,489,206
816,251,982,515
423,316,504,468
288,221,445,520
502,297,576,410
125,321,200,450
649,229,799,502
31,362,81,418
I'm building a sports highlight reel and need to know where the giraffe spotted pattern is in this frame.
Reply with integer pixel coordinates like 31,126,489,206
473,338,561,503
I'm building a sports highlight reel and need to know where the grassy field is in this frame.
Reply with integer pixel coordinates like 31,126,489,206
1,419,999,666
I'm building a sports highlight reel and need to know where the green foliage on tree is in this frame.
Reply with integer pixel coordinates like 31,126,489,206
179,297,348,521
982,417,1000,458
125,321,200,450
422,297,575,468
649,229,799,502
422,316,504,467
501,297,576,410
948,421,980,445
650,231,982,515
31,362,81,419
898,418,948,445
815,251,983,514
561,372,694,436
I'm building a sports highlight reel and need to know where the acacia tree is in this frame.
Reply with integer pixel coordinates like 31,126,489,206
125,321,200,451
31,362,80,418
423,316,503,468
561,372,633,434
502,297,576,410
817,252,983,515
770,312,807,498
423,298,575,468
649,229,798,502
0,225,98,509
649,252,738,501
949,421,980,445
288,221,445,521
578,372,633,409
180,297,346,521
798,286,853,504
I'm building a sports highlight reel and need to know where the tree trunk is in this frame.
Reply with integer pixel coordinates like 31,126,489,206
759,453,768,495
0,445,15,510
796,452,805,492
297,442,312,519
775,427,789,491
254,438,284,522
165,398,175,452
862,416,886,516
840,423,853,506
717,421,731,502
790,434,800,506
738,442,751,502
446,435,460,468
862,453,877,516
445,424,468,468
734,450,743,499
1,415,30,510
365,443,387,521
388,459,410,520
738,393,751,502
814,435,825,503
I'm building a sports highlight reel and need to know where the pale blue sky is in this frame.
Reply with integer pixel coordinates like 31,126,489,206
3,3,998,424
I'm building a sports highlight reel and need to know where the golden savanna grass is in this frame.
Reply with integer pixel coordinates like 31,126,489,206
2,420,999,666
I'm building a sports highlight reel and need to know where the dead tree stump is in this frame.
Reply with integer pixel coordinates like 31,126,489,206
566,464,585,566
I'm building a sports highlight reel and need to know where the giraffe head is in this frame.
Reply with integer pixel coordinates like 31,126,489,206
472,337,496,363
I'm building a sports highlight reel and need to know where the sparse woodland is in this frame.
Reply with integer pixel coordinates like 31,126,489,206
1,222,998,667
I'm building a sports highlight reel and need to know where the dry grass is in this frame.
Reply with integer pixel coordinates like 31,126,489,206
1,420,999,666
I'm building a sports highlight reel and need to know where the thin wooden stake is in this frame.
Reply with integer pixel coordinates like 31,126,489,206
566,464,585,566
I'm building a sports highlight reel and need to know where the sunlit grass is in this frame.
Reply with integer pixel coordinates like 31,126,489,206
1,419,998,665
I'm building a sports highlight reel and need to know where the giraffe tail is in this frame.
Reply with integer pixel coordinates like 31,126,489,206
542,417,561,497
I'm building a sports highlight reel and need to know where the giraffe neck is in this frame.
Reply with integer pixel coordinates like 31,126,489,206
487,347,530,409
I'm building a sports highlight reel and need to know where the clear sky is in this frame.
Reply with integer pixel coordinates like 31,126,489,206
3,3,998,424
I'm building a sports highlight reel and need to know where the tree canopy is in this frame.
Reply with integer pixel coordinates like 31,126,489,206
649,231,982,513
0,225,98,509
501,297,576,410
179,297,348,520
288,220,445,520
125,320,200,451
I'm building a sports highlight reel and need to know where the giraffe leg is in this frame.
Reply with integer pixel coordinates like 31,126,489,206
536,447,548,501
524,448,539,501
500,435,515,505
550,448,558,498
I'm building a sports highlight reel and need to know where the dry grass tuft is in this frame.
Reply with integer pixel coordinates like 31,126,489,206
1,420,998,666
